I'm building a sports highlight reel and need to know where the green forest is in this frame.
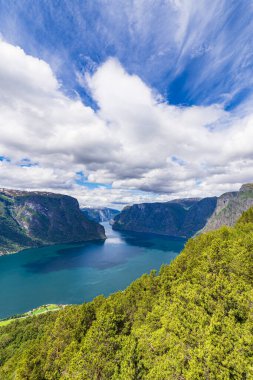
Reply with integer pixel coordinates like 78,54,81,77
1,209,253,379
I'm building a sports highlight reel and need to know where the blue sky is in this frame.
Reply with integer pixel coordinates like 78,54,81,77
1,0,252,109
0,1,252,206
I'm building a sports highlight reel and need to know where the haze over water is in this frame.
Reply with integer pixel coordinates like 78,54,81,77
0,223,185,319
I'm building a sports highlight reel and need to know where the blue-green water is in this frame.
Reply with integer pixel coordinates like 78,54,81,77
0,223,185,319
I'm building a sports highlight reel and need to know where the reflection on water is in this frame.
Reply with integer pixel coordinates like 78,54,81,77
0,222,186,319
118,230,185,251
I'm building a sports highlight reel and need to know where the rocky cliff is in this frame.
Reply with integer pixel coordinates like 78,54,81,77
112,184,253,238
0,189,106,255
81,207,119,223
202,183,253,232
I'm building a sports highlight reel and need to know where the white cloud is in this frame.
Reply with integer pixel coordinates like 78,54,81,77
0,39,253,207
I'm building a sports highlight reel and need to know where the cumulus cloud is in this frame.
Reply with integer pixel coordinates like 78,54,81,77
0,38,252,207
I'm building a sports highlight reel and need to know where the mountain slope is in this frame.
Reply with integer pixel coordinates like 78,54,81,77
0,189,106,254
1,209,253,379
202,183,253,232
113,184,253,237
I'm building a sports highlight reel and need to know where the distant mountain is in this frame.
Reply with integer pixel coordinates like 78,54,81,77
0,189,106,255
113,197,217,238
113,184,253,238
81,207,119,223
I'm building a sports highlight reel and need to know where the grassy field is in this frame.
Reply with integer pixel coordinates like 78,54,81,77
27,304,62,316
0,304,65,327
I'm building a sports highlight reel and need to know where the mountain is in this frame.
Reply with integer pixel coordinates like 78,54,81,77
113,197,217,238
81,207,119,223
201,183,253,232
1,209,253,379
112,184,253,238
0,188,106,255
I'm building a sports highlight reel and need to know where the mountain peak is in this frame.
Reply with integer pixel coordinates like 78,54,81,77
239,183,253,192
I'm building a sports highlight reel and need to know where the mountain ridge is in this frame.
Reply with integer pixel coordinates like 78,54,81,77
113,184,253,237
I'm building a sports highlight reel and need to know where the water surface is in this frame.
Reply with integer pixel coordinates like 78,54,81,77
0,223,185,319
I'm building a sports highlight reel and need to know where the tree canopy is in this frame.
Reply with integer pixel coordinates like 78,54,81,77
1,209,253,379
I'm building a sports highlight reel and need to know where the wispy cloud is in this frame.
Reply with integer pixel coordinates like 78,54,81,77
0,0,252,110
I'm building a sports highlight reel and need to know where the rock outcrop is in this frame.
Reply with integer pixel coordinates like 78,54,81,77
202,184,253,232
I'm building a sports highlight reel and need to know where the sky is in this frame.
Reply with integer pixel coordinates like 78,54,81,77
0,0,253,208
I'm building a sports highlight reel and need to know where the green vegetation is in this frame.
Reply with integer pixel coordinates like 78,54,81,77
0,319,13,327
0,305,64,328
1,209,253,379
237,207,253,224
30,304,62,315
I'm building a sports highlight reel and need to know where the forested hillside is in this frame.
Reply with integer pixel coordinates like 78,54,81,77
1,209,253,379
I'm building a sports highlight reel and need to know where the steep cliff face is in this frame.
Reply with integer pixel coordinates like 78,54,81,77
202,184,253,232
113,197,217,238
81,207,119,223
113,184,253,237
0,189,106,255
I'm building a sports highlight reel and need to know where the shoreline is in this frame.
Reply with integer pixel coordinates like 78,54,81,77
0,235,107,256
0,304,69,327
